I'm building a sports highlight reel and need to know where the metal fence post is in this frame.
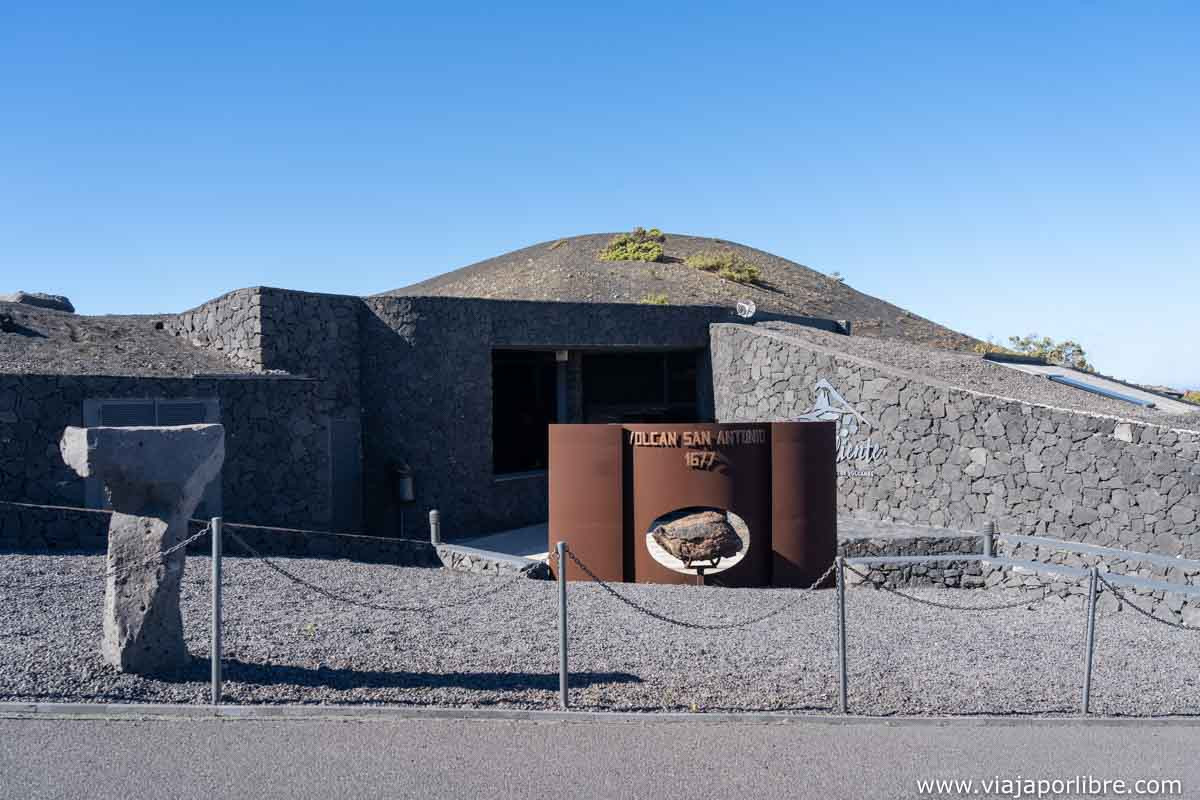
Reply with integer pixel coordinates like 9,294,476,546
429,509,441,545
1081,566,1098,715
211,516,223,706
557,541,569,709
837,556,848,714
982,520,995,557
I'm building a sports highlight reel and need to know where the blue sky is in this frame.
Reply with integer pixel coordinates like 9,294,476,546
2,2,1197,388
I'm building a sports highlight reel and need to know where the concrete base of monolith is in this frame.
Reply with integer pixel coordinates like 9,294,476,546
60,424,225,674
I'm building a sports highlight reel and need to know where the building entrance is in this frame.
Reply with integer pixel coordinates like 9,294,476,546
581,350,700,423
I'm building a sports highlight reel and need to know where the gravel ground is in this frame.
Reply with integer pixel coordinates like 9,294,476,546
0,301,244,376
759,322,1200,431
1,553,1197,716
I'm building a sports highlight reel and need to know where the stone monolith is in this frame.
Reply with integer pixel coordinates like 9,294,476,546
60,424,225,674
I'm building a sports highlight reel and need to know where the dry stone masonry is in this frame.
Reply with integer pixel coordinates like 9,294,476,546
835,519,1199,624
837,519,990,589
990,538,1200,625
0,374,328,532
168,288,265,372
60,424,224,674
712,322,1200,558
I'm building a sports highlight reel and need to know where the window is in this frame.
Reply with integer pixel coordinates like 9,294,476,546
82,397,222,515
492,351,559,475
582,350,700,423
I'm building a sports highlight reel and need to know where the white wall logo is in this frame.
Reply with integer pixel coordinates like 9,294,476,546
797,379,887,476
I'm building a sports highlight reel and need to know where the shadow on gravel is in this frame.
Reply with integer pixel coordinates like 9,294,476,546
148,657,644,693
862,707,1080,718
575,701,837,714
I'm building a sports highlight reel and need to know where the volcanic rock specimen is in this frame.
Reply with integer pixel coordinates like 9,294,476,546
60,424,225,674
651,510,744,568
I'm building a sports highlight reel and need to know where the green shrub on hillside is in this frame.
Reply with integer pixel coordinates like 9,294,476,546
972,339,1018,357
639,292,669,305
1007,334,1092,371
1184,390,1200,406
974,334,1093,372
599,227,665,262
685,248,761,285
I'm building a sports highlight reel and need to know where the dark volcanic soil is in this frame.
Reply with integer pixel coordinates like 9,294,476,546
388,232,978,351
0,302,246,377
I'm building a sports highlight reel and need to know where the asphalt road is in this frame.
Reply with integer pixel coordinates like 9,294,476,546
2,714,1198,800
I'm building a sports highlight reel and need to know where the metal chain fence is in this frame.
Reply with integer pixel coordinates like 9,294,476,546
0,524,211,592
225,528,537,615
2,501,1199,715
842,563,1050,612
563,548,836,631
1096,573,1200,634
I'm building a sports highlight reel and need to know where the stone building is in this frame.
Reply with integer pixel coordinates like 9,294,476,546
0,283,843,544
2,232,1197,559
711,322,1200,558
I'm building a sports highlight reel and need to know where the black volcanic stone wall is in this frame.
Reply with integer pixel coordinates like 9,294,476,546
359,296,497,539
172,286,367,529
169,288,265,371
712,323,1200,558
0,503,441,566
359,296,769,538
0,502,110,552
258,288,362,417
0,373,330,531
4,288,846,549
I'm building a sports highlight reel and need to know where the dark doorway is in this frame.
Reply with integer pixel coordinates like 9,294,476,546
492,350,559,475
582,351,700,423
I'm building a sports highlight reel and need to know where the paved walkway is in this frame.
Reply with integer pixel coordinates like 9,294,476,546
2,712,1197,799
459,523,549,560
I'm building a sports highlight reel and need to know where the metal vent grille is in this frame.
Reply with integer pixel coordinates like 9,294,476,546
99,402,156,427
83,397,222,515
157,401,209,425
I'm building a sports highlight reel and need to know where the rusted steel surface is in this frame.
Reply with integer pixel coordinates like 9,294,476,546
547,421,835,587
626,423,770,587
771,420,837,587
548,425,625,582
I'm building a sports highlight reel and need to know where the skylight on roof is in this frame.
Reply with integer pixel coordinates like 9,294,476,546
1047,374,1156,408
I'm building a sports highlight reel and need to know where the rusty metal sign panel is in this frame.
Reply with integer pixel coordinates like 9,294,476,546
548,421,835,587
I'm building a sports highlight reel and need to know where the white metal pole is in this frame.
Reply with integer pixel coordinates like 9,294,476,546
557,541,569,710
982,520,995,557
1082,566,1099,715
429,509,441,545
211,517,223,706
837,556,848,714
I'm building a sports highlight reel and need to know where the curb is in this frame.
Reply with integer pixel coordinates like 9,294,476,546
2,702,1199,726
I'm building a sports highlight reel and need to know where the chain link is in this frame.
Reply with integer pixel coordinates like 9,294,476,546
226,529,534,614
564,549,836,630
0,525,211,592
843,563,1051,612
1096,573,1200,633
192,516,435,547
